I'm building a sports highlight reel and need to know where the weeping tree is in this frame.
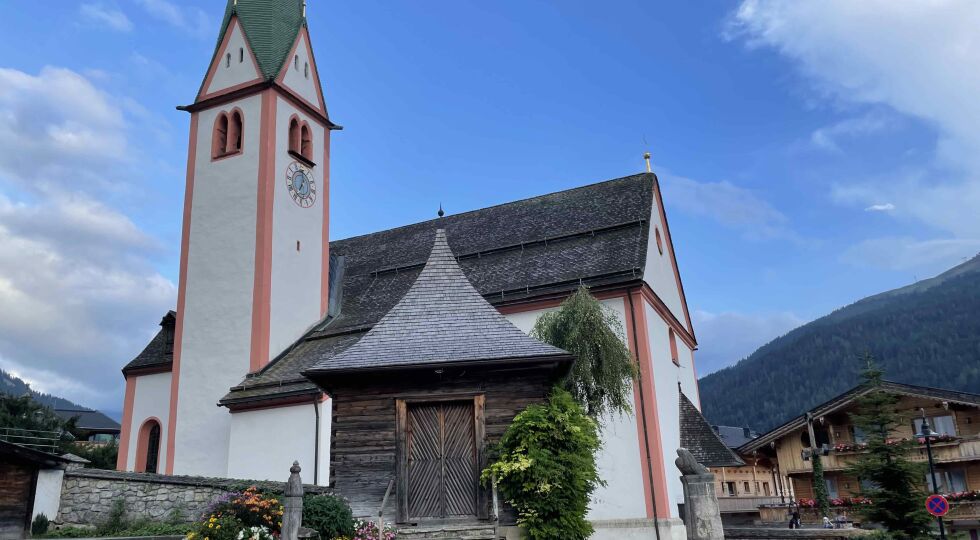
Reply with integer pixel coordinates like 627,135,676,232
531,286,637,419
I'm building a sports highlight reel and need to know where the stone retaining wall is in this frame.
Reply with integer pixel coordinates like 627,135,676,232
723,527,873,539
57,469,331,526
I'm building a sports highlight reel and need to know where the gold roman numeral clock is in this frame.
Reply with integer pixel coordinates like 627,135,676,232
285,161,316,208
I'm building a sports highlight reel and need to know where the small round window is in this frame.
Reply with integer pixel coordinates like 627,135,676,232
655,227,664,255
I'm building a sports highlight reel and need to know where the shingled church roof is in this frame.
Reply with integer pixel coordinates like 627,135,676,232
679,392,744,467
122,311,175,375
212,0,305,81
217,173,663,406
306,229,570,375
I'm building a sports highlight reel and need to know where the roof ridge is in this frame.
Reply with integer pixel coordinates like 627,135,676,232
329,173,653,246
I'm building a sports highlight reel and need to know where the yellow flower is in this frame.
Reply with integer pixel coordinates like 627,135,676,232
216,526,221,530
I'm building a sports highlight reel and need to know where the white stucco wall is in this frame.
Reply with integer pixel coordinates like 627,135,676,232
643,301,700,519
505,299,648,521
205,20,260,96
32,468,64,520
227,399,331,483
173,93,263,477
642,188,687,329
280,31,321,109
268,96,327,360
126,371,172,470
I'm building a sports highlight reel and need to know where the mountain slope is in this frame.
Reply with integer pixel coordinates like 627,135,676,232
700,254,980,432
1,368,88,410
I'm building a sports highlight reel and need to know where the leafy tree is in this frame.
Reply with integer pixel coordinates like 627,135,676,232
67,439,119,470
482,389,602,540
846,357,931,539
531,286,637,419
0,393,77,453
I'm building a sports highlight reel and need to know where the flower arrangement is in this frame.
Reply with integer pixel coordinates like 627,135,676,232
944,490,980,502
188,487,284,540
236,526,275,540
833,435,957,453
350,520,396,540
797,497,871,508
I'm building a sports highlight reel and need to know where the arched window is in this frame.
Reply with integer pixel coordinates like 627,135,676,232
239,47,244,63
288,117,301,154
304,62,309,79
213,112,229,158
655,227,664,255
294,55,299,70
135,418,161,473
213,110,244,159
300,124,313,160
229,110,243,152
225,53,231,68
669,328,679,366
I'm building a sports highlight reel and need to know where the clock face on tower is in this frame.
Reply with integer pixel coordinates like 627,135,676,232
285,161,316,208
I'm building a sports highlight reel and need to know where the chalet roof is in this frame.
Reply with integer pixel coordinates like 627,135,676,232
306,229,569,375
711,425,759,449
739,380,980,454
122,311,175,374
218,173,660,406
54,408,121,433
679,392,744,467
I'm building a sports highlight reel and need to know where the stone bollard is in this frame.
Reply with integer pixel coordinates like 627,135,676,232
675,448,724,540
282,461,304,540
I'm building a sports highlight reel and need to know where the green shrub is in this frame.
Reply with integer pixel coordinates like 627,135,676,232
481,389,602,540
302,494,355,539
96,499,129,536
31,514,50,536
123,521,193,537
39,526,94,538
187,515,244,540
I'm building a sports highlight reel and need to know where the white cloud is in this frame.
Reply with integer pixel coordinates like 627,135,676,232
864,203,895,212
693,309,806,375
661,173,795,241
811,111,895,152
137,0,210,37
0,67,175,410
80,3,133,32
729,0,980,264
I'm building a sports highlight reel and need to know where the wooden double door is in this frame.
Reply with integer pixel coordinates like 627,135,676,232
398,398,485,522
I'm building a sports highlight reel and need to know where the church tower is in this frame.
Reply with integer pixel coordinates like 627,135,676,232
165,0,337,476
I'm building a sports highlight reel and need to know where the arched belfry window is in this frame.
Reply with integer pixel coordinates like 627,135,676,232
213,109,244,159
289,118,301,154
135,418,161,473
300,124,313,160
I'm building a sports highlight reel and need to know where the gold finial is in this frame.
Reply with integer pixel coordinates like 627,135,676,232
302,0,307,17
643,152,652,173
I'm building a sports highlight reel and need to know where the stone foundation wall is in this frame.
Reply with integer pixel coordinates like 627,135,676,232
57,469,331,526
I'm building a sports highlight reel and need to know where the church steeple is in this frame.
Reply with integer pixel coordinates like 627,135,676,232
213,0,306,81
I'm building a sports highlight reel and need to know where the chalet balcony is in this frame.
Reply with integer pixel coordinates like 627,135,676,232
947,499,980,520
784,435,980,474
718,496,787,513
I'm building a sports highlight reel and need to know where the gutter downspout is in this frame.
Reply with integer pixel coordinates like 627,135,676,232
313,395,321,485
628,288,662,540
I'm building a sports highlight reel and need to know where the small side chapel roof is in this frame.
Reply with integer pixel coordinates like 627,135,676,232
306,229,570,375
679,392,745,468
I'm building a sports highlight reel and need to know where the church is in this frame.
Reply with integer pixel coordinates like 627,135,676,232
115,1,738,538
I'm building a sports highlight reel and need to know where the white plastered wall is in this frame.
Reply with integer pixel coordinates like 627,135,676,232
32,469,64,520
126,371,173,470
205,19,261,96
644,301,700,519
173,93,262,477
280,30,321,110
268,96,326,360
505,299,648,521
642,187,687,329
226,400,331,483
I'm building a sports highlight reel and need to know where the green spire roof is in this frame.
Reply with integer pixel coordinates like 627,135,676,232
213,0,305,81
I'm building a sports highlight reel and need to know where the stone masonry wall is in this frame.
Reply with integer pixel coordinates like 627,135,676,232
57,469,331,526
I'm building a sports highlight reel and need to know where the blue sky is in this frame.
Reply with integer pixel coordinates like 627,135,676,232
0,0,977,412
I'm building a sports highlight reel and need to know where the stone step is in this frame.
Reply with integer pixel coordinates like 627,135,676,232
396,523,498,540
